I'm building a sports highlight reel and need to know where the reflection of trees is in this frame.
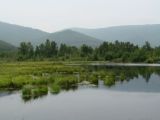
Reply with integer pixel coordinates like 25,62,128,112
20,66,160,101
143,74,151,83
87,66,160,83
22,86,78,102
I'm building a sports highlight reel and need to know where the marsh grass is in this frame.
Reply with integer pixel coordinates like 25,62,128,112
104,76,116,87
32,86,48,98
96,70,107,79
22,85,32,100
88,73,99,85
0,62,83,89
50,84,61,94
22,85,48,101
0,61,129,101
54,75,78,89
0,75,12,88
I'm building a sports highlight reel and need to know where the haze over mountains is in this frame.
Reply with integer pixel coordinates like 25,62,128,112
36,30,102,47
0,21,160,51
73,24,160,47
0,21,102,47
0,40,16,51
0,21,49,46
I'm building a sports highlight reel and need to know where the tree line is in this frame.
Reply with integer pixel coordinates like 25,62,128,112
15,39,160,63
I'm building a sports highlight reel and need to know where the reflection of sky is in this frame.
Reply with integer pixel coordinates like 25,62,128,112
0,69,160,119
99,74,160,93
0,89,160,120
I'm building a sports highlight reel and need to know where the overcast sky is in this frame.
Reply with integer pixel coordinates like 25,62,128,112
0,0,159,32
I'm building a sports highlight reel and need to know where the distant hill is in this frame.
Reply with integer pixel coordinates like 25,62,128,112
1,21,160,47
0,21,49,46
37,30,103,47
0,40,16,51
0,21,102,47
72,24,160,46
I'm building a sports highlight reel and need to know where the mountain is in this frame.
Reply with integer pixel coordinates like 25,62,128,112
0,21,49,46
1,21,160,47
37,30,103,47
0,21,102,47
0,40,16,51
72,24,160,46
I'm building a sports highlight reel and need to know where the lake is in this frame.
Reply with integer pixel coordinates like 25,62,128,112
0,65,160,120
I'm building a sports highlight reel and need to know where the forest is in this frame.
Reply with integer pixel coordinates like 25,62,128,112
1,39,160,63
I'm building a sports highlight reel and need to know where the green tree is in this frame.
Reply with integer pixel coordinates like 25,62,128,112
50,41,58,57
80,44,93,57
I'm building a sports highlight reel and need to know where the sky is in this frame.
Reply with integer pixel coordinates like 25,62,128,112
0,0,159,32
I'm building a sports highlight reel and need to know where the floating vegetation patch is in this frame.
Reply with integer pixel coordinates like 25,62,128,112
22,85,48,102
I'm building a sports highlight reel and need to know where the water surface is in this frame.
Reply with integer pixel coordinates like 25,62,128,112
0,66,160,120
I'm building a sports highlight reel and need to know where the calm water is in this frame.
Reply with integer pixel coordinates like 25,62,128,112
1,66,160,120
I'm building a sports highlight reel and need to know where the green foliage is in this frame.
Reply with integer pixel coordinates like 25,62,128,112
0,75,12,88
88,74,98,85
18,42,34,60
22,85,33,100
1,39,155,63
104,72,116,87
54,75,78,89
120,73,126,81
50,84,61,94
104,76,115,87
22,85,48,101
1,61,160,102
80,44,93,57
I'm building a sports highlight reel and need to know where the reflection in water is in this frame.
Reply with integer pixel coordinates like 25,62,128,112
1,66,160,101
87,65,160,81
0,89,160,120
22,85,78,102
98,66,159,84
0,90,18,98
0,66,160,120
20,66,160,101
1,66,160,103
98,74,160,92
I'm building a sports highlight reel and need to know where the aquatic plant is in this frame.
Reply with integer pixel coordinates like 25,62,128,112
120,73,126,81
97,70,107,79
50,84,61,94
32,86,48,98
104,74,116,87
55,75,78,89
22,85,32,100
88,73,98,85
22,85,48,101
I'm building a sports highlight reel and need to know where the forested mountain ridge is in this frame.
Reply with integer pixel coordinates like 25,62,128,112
0,21,49,46
72,24,160,47
0,21,102,47
35,30,103,47
0,21,160,47
0,40,16,51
